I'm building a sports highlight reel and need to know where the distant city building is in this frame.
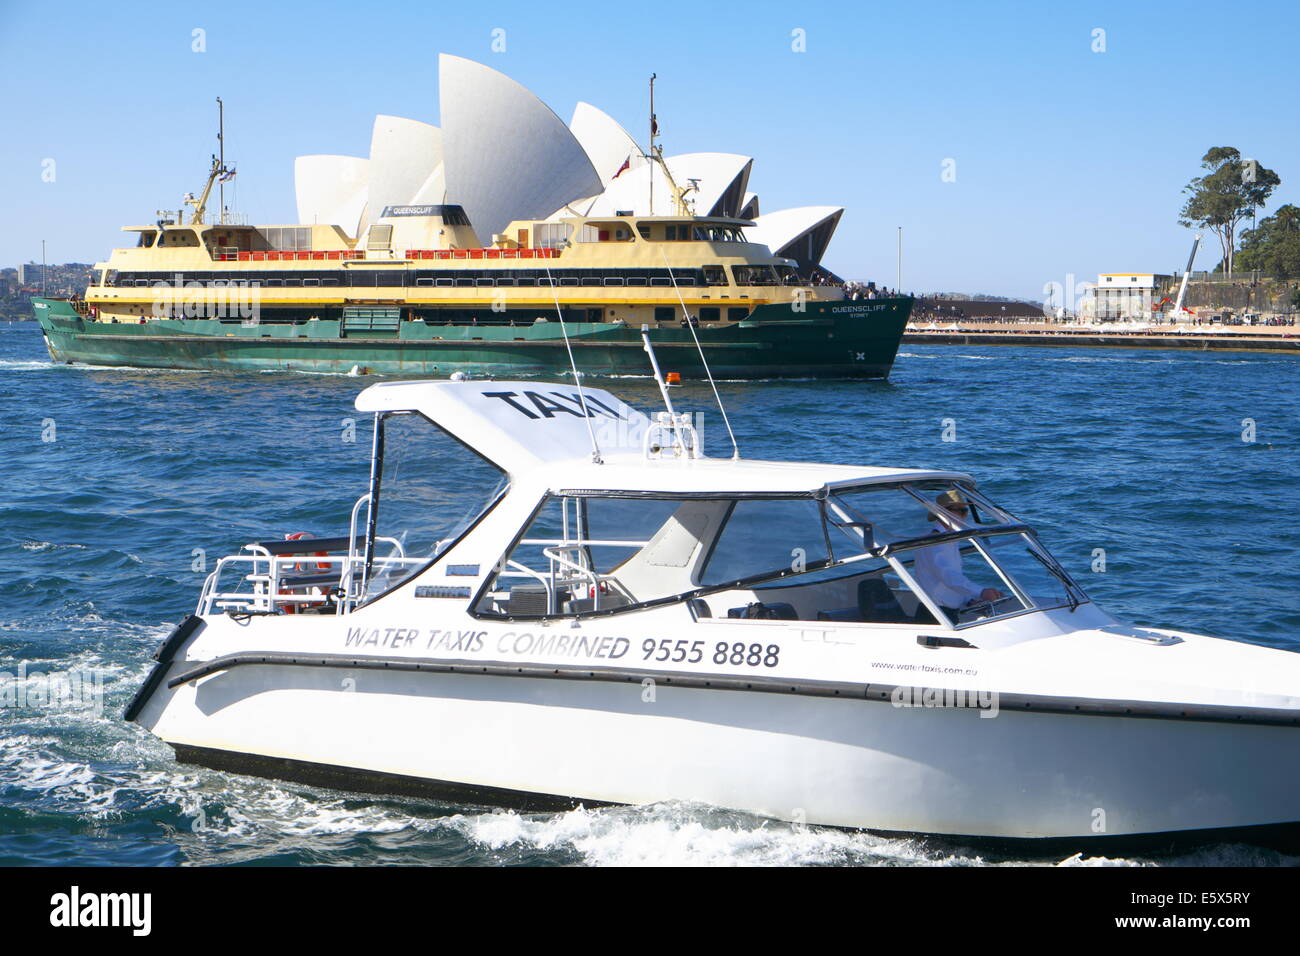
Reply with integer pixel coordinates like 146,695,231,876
1086,273,1171,320
17,262,43,286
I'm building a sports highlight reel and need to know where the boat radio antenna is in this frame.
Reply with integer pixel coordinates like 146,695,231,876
662,251,740,459
544,265,603,464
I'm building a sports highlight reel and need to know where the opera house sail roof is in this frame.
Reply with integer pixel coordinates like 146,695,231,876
290,54,844,274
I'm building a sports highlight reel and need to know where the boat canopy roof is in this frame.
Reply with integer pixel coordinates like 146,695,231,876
354,379,970,494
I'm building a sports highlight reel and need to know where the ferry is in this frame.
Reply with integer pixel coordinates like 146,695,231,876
126,346,1300,851
32,158,909,379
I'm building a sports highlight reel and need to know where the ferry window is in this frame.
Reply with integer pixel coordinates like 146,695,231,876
361,412,508,603
637,223,652,240
732,265,776,286
728,307,750,321
702,266,727,286
533,223,573,249
262,227,312,251
699,307,721,322
438,206,470,226
654,307,676,323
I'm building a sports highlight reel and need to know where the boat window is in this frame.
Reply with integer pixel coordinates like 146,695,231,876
533,223,573,249
475,495,722,617
702,265,728,286
732,265,777,286
578,223,632,242
827,481,1086,625
699,498,829,586
472,483,1084,625
261,226,312,251
361,412,507,602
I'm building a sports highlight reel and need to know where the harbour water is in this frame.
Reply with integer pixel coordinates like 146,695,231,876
2,322,1297,866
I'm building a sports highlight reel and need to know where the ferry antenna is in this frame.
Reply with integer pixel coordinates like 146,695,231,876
663,251,741,459
648,73,656,215
544,266,603,464
216,97,224,223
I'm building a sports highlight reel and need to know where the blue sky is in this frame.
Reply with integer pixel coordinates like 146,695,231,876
2,0,1296,299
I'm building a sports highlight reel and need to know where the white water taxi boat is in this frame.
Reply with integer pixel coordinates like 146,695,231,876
128,364,1300,851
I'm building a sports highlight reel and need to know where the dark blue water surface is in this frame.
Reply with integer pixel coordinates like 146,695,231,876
1,322,1297,866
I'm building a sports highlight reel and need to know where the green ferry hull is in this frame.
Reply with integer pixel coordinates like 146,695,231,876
33,297,910,379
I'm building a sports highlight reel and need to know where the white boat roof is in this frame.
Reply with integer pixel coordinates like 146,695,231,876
355,379,970,493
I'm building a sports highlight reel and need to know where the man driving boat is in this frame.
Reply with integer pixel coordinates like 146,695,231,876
912,490,1004,618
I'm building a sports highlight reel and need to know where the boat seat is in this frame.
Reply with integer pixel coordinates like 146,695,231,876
727,601,797,620
817,607,860,622
564,593,632,614
277,570,345,590
817,579,914,624
506,584,571,616
247,535,363,556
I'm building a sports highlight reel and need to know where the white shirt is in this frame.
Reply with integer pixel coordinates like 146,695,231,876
911,524,983,608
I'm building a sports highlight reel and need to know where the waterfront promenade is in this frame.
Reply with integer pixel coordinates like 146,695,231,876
904,319,1300,354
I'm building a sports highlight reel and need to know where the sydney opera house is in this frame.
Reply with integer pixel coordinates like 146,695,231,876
294,54,843,277
38,54,913,380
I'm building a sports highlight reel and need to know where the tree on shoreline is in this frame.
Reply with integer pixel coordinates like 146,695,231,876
1179,147,1279,275
1237,204,1300,279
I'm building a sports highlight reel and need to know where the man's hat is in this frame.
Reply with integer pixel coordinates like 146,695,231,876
935,489,968,510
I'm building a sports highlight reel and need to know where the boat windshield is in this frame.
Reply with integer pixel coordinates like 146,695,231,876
361,411,508,602
827,481,1088,625
472,480,1086,626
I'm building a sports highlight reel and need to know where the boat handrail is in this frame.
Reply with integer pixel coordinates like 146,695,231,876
343,492,372,611
519,537,650,548
874,523,1034,557
540,545,636,610
406,248,561,260
197,542,416,616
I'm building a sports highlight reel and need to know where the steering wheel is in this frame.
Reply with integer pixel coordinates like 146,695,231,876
957,595,1020,622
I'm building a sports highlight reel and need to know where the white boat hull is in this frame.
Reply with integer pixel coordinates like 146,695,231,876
138,656,1300,847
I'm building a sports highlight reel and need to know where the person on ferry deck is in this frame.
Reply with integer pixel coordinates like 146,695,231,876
912,490,1003,616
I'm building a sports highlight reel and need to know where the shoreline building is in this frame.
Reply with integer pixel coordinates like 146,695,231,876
1084,273,1172,321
